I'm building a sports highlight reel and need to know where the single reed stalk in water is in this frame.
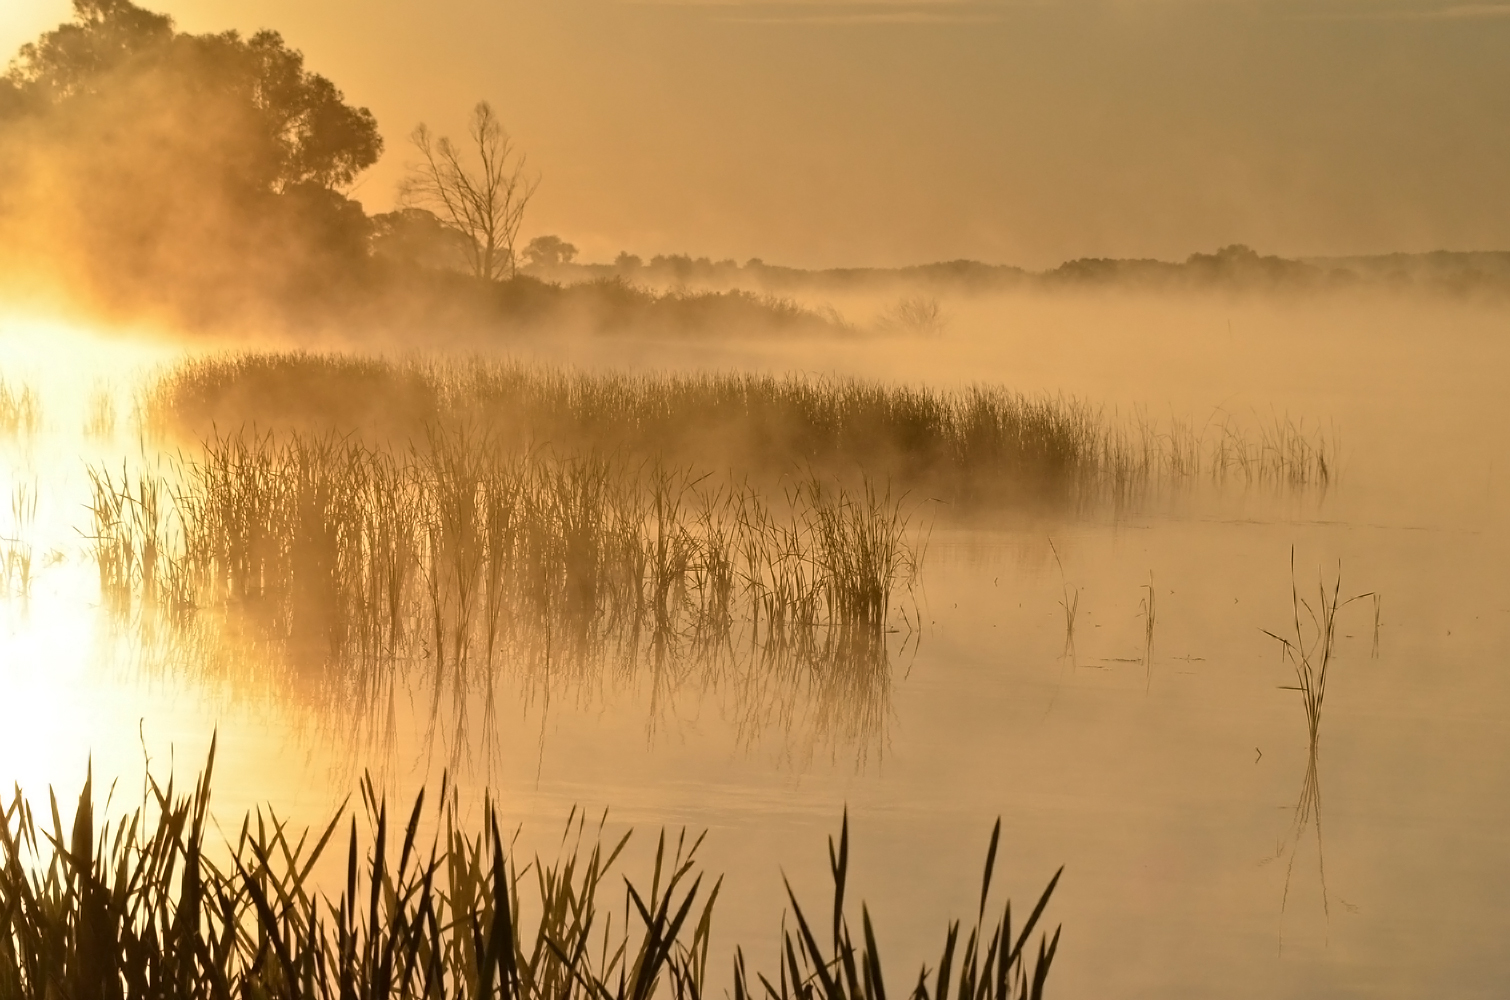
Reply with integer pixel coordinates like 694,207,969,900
1139,572,1156,690
1047,537,1078,661
1371,592,1382,659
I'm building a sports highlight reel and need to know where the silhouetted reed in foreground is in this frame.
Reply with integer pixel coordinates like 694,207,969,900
738,815,1061,1000
0,749,1061,999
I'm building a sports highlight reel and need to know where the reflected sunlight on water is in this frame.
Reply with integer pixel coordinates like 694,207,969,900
0,314,231,810
1,296,1508,998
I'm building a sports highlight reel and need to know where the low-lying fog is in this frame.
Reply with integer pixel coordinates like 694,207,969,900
3,279,1506,999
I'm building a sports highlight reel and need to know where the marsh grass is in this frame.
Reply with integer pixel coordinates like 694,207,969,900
0,377,40,439
86,461,173,616
1,479,36,598
88,429,920,761
143,354,1334,510
84,383,118,440
0,751,1060,1000
876,295,946,337
738,813,1061,1000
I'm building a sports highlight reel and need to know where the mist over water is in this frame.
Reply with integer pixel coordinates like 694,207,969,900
3,2,1510,998
3,280,1507,997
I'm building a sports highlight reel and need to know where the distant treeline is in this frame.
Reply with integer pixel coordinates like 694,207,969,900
532,244,1510,299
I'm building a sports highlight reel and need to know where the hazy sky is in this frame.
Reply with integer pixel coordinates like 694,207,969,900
5,0,1509,268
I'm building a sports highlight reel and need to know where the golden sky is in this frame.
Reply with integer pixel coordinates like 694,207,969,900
5,0,1510,268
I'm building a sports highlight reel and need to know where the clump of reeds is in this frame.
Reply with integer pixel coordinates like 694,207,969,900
0,751,1062,1000
737,813,1061,1000
141,353,1336,510
1263,549,1372,750
0,377,40,439
84,383,117,439
84,460,172,616
95,429,921,759
1262,550,1372,929
876,295,946,336
1,479,36,598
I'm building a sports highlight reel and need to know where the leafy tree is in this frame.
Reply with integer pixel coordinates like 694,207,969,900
2,0,381,192
0,0,383,312
369,208,475,272
523,234,578,269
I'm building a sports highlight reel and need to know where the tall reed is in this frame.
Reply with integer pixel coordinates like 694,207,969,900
0,752,1062,1000
1263,549,1372,750
735,813,1061,1000
1262,549,1372,931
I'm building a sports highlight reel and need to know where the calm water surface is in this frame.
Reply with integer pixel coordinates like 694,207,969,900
1,292,1507,998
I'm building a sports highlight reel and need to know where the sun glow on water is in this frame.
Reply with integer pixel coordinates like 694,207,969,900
0,312,202,806
0,581,107,798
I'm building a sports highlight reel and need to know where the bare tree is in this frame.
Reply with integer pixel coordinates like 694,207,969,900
400,101,539,280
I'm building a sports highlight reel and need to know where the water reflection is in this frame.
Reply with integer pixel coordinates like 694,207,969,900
1278,745,1328,934
120,596,910,776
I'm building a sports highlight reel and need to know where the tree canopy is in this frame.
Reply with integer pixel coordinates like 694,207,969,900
2,0,381,192
0,0,384,317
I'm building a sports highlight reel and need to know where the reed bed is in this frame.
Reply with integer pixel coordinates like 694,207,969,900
1,479,36,598
84,383,119,440
143,353,1334,508
0,377,40,439
0,753,1061,999
85,428,919,760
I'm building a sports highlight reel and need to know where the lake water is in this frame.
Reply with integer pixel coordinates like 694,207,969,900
1,289,1507,998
